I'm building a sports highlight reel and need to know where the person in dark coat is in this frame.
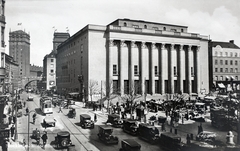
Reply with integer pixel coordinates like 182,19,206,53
10,125,15,139
41,131,48,149
8,116,12,125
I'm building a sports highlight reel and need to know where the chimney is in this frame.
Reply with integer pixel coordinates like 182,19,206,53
229,40,234,44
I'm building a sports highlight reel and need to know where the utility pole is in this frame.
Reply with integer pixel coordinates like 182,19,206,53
14,89,18,141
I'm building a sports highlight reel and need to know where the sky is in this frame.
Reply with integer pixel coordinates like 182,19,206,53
5,0,240,66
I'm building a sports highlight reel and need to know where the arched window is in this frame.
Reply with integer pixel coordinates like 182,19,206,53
144,25,147,29
124,22,127,27
215,51,218,56
163,27,166,31
181,29,184,32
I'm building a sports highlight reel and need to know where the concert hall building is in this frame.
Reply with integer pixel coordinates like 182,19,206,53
56,19,209,98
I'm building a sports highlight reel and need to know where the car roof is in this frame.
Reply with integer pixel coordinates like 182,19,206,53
139,123,155,128
98,125,113,130
57,131,70,137
122,139,141,147
80,114,91,118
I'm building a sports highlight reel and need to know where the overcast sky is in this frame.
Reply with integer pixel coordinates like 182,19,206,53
5,0,240,66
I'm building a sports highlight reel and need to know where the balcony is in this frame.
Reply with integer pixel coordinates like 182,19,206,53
0,67,5,78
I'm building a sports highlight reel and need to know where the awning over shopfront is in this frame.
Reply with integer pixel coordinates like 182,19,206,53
226,76,230,80
218,83,225,88
231,76,235,80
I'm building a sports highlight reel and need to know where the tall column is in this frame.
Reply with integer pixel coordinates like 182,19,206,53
179,45,184,93
160,44,165,94
170,44,175,94
150,43,155,94
107,39,116,95
129,41,135,94
140,42,146,95
118,40,125,95
195,46,200,94
188,45,192,94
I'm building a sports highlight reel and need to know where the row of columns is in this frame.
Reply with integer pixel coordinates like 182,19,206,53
107,39,200,95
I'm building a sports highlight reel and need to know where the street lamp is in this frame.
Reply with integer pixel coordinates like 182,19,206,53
27,110,35,151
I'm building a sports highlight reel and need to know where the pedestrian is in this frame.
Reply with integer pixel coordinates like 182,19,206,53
58,105,62,113
199,123,203,133
8,116,12,125
32,113,36,124
162,123,166,131
12,116,16,124
186,134,191,144
23,101,26,108
41,131,48,149
10,125,15,140
26,107,29,114
94,113,97,122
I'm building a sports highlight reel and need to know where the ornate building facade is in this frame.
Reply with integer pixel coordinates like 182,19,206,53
56,19,209,98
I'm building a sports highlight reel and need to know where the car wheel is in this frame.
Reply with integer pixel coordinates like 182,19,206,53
61,139,67,147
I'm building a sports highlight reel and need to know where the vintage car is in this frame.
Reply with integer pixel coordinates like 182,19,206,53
122,119,139,135
54,131,73,149
64,98,75,106
106,114,123,128
196,131,216,142
159,132,185,151
80,114,94,129
43,116,56,127
97,125,119,144
119,139,141,151
138,123,159,144
31,129,41,140
67,108,76,118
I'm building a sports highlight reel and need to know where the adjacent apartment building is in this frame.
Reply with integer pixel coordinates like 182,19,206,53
42,32,69,90
209,40,240,91
56,19,210,100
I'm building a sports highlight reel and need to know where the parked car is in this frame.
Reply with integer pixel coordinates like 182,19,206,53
119,139,141,151
31,129,40,140
138,123,159,143
97,125,119,144
196,131,216,142
16,101,22,109
54,131,73,149
80,114,94,129
122,119,139,135
159,132,185,151
43,116,56,127
27,95,34,101
106,114,123,128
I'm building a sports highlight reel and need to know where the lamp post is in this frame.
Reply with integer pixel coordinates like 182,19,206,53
27,110,35,151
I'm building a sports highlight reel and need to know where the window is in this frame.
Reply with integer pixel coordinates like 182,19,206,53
163,27,166,31
235,61,238,65
154,66,158,76
215,76,218,81
215,60,218,65
230,60,233,65
215,51,218,56
124,22,127,27
134,65,138,75
113,64,117,75
225,60,228,65
50,69,54,73
235,53,238,57
174,66,177,76
220,76,223,81
220,60,223,65
50,64,54,68
225,52,228,57
230,68,233,73
51,59,54,62
225,68,228,73
215,68,218,72
220,52,223,56
230,52,233,57
80,44,83,53
235,68,238,73
220,68,223,72
144,25,147,29
236,76,238,80
181,29,184,32
191,67,194,76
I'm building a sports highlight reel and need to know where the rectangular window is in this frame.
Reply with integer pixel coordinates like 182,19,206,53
236,76,238,80
230,52,233,57
225,60,228,65
154,66,158,76
235,68,238,73
51,59,54,62
191,67,194,76
113,64,117,75
220,76,223,81
215,60,218,65
220,68,223,72
230,60,233,65
220,52,223,56
225,68,228,73
215,68,218,72
235,61,238,65
220,60,223,65
80,44,83,53
230,68,233,73
225,52,228,57
134,65,138,75
215,76,218,81
235,53,238,57
215,51,218,56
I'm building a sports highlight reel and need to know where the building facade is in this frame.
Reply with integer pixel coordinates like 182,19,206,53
9,30,30,82
29,64,43,91
56,19,210,99
210,40,240,90
42,32,69,90
0,0,5,94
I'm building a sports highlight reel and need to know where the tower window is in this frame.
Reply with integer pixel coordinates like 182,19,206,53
134,65,138,75
113,64,117,75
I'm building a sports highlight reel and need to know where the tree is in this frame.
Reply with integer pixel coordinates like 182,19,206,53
88,79,99,103
121,80,142,119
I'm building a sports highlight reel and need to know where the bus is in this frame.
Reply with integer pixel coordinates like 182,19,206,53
40,97,53,114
